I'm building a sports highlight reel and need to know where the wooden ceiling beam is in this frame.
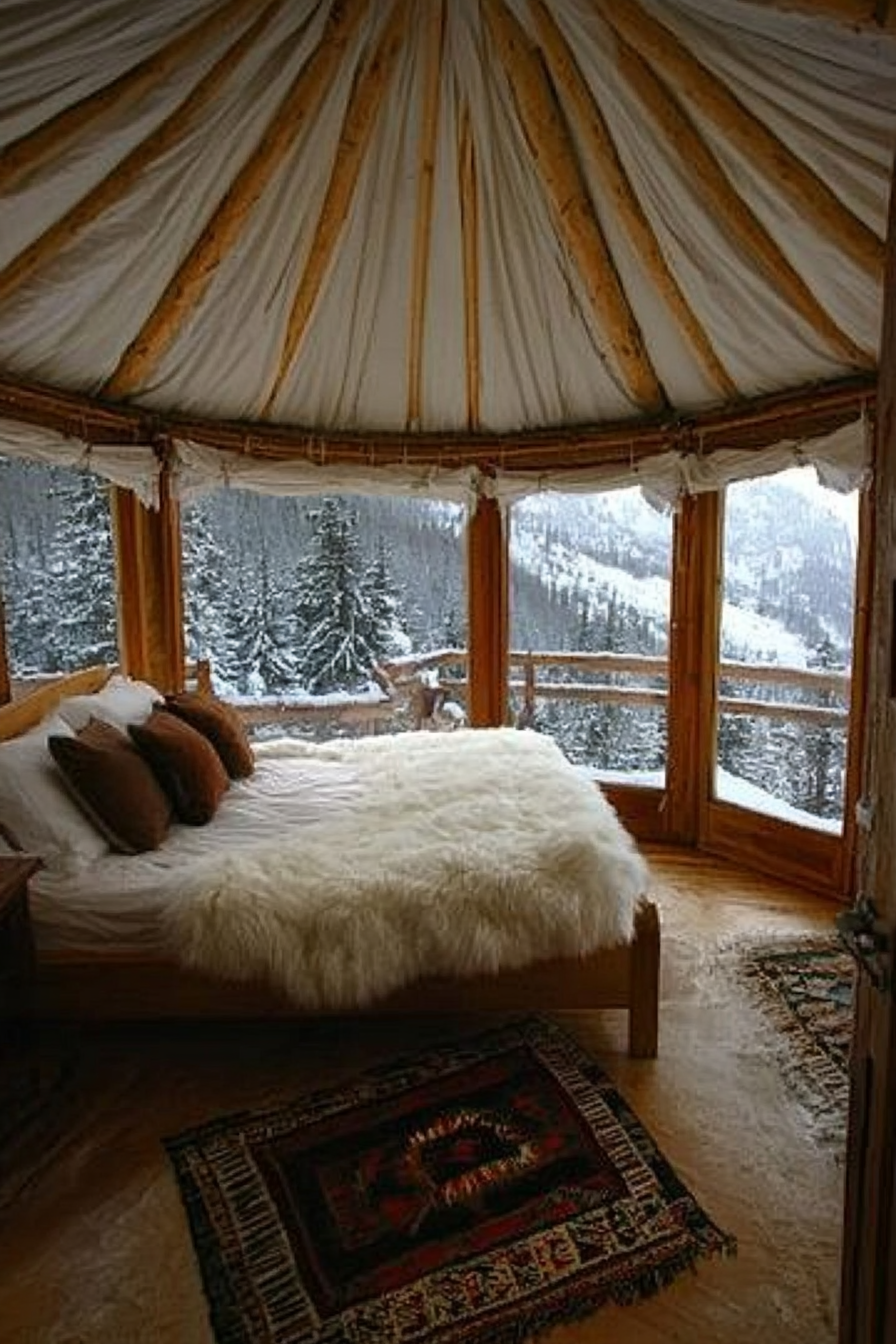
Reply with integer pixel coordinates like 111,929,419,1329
458,107,482,433
601,18,874,369
529,0,738,402
0,1,284,312
482,0,666,415
262,0,413,416
601,0,886,278
0,0,262,196
406,0,445,430
103,0,366,402
0,369,874,471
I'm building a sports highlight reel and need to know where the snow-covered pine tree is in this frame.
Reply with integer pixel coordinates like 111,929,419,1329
44,469,117,670
365,538,408,660
181,499,240,684
229,549,297,695
293,498,397,694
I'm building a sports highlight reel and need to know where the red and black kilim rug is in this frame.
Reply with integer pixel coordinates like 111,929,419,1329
165,1017,735,1343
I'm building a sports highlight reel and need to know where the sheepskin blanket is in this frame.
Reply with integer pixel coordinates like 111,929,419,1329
164,728,650,1010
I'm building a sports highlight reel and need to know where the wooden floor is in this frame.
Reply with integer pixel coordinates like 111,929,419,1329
0,846,846,1343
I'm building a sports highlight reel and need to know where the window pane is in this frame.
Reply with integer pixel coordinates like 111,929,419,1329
181,492,466,739
0,457,117,683
510,489,671,782
716,468,858,832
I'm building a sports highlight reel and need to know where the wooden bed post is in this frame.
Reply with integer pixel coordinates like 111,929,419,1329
467,492,508,727
629,899,660,1058
111,463,185,694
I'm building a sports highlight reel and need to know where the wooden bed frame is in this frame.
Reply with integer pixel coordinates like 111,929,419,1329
1,668,660,1057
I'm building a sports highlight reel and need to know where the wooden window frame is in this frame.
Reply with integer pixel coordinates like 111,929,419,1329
0,467,871,896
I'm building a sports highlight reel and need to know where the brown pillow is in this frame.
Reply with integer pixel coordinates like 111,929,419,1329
129,708,229,825
161,692,254,779
48,718,173,854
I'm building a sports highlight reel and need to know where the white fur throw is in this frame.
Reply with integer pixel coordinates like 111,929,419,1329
164,728,650,1010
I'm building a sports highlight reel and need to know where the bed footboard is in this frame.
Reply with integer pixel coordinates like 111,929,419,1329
30,898,661,1057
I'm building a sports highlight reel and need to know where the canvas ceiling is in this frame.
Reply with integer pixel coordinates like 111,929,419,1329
0,0,894,499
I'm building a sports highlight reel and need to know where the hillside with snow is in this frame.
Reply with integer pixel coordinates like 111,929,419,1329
509,468,857,671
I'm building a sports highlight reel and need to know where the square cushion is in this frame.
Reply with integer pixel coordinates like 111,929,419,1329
129,708,229,825
48,718,173,854
161,692,254,779
0,716,110,868
57,674,162,734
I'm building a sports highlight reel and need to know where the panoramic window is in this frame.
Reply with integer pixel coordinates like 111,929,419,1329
0,457,118,685
509,488,672,782
181,491,467,738
715,467,858,832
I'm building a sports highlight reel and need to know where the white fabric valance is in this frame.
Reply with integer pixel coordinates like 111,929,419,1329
0,418,161,507
170,438,482,507
172,416,871,511
481,417,872,512
0,412,871,512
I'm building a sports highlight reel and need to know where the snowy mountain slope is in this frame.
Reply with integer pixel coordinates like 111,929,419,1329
509,474,856,668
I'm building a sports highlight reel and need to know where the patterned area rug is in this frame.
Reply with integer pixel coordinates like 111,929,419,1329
166,1017,735,1344
739,937,854,1139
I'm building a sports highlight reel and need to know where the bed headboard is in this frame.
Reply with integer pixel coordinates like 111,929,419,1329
0,665,114,742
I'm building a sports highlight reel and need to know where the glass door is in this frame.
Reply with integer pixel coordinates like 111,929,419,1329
715,467,859,834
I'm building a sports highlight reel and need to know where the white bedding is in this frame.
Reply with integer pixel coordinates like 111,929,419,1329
32,728,650,1010
30,744,363,951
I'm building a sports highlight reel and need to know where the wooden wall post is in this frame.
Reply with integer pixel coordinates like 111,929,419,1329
665,491,722,844
111,467,185,694
840,477,875,898
466,493,508,727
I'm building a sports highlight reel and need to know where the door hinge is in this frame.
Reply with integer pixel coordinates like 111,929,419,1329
836,895,891,995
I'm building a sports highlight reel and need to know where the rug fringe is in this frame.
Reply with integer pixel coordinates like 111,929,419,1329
734,936,851,1147
455,1229,737,1343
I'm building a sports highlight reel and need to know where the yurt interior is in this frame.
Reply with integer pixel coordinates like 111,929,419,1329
0,2,895,1342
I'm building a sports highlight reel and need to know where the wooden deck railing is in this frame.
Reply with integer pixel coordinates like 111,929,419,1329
8,650,851,733
228,648,851,733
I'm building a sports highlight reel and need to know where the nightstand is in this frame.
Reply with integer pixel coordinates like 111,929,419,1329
0,855,40,1019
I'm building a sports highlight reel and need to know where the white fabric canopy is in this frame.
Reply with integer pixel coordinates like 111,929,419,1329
0,0,892,448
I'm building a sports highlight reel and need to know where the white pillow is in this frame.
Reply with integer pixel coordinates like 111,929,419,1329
0,716,110,868
57,674,162,733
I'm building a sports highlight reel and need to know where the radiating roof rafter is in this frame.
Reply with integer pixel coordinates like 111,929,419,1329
598,0,886,277
103,0,367,401
528,0,738,402
599,11,874,368
458,104,482,433
261,0,414,417
406,0,446,431
0,0,263,196
0,0,285,312
482,0,667,416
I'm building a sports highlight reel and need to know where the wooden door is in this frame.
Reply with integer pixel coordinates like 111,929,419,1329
838,168,896,1344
